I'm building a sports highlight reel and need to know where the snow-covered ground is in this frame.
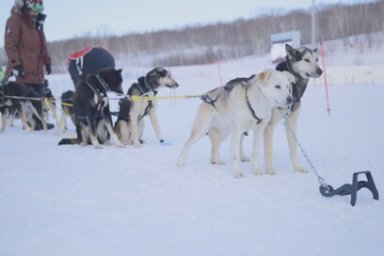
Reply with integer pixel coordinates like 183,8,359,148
1,48,383,256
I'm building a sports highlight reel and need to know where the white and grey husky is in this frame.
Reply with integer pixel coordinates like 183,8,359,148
264,44,323,174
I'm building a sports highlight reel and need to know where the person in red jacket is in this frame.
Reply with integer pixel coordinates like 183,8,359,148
4,0,53,129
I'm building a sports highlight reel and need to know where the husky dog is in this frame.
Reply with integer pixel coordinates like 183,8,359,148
58,90,75,132
0,81,48,133
41,80,60,130
1,81,25,132
114,67,179,147
177,69,294,178
264,44,323,174
58,68,124,148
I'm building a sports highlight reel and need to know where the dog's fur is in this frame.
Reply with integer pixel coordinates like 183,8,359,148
114,67,179,146
0,81,48,133
264,44,323,174
58,68,124,148
177,69,294,178
58,90,75,131
42,80,60,130
1,81,24,132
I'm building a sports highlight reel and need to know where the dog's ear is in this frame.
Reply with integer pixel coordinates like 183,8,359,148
258,69,273,84
285,44,299,59
146,69,158,86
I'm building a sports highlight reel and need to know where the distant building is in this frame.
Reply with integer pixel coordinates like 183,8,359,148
270,31,301,63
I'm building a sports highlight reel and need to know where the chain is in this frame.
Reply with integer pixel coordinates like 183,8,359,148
283,116,330,190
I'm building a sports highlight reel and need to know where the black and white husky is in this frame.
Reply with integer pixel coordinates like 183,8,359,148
264,44,323,174
0,81,48,133
177,69,294,178
58,90,75,132
114,67,179,147
58,68,124,148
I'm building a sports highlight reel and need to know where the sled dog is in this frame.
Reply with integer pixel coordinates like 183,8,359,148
0,81,47,133
42,80,60,131
114,67,179,146
177,69,294,178
58,90,75,132
58,68,124,148
1,81,26,132
264,44,323,174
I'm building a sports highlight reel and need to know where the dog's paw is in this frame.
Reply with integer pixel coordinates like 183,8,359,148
160,139,172,146
116,143,125,148
233,171,245,178
266,168,276,175
252,168,263,176
176,160,185,167
211,159,226,165
293,163,308,173
240,155,250,162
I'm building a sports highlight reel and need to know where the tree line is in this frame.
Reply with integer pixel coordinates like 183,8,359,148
1,0,383,73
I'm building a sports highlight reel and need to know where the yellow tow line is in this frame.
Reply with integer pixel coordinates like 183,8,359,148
130,94,202,102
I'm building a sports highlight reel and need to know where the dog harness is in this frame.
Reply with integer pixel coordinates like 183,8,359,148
84,74,112,113
200,94,219,109
245,88,263,124
130,77,155,95
85,75,111,97
127,76,158,121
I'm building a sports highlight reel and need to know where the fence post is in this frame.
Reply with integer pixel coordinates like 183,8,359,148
320,41,331,115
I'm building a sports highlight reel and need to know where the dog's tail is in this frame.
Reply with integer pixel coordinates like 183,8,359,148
58,138,79,145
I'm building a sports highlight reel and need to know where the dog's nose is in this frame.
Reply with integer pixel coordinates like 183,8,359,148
317,67,323,76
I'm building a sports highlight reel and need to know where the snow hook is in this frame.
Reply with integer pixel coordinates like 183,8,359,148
319,170,379,206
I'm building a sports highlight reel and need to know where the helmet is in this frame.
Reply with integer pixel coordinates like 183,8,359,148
15,0,44,13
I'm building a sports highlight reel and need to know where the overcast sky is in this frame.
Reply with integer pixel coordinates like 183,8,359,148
0,0,374,47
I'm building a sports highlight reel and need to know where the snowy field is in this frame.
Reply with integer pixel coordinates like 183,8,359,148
1,50,384,256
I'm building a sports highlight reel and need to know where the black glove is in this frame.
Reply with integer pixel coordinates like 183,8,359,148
12,64,25,77
45,64,52,75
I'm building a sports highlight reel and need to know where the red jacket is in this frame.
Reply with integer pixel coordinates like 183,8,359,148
4,7,51,85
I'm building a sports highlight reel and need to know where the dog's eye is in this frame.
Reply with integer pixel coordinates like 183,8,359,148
304,58,310,63
275,85,281,89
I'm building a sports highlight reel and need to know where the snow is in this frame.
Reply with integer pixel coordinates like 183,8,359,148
1,49,384,256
